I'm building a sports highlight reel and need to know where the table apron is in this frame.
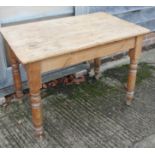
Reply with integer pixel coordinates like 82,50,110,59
41,37,136,73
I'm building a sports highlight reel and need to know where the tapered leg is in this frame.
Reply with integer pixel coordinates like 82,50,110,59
94,58,101,79
26,62,44,138
126,36,143,105
6,42,23,98
126,50,138,105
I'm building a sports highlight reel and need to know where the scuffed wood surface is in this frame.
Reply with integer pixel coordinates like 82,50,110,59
0,12,150,64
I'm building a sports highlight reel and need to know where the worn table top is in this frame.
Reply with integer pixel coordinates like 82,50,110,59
0,12,150,64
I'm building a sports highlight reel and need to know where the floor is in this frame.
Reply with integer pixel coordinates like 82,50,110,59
0,49,155,148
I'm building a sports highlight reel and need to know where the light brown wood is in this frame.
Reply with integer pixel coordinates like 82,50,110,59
126,35,144,105
5,41,23,98
1,12,150,138
0,12,150,64
41,38,135,73
26,62,44,137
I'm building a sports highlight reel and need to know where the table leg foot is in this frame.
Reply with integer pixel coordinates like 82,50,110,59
30,92,44,138
95,73,102,80
34,126,44,139
126,91,134,105
126,100,132,106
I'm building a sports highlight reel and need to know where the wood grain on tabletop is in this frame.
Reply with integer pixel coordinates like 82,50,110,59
0,12,150,64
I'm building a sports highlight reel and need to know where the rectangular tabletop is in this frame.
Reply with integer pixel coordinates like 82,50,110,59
0,12,150,64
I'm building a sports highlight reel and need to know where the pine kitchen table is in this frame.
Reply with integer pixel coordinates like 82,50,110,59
0,12,150,138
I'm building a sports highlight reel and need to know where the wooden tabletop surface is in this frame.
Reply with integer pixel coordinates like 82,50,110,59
0,12,150,64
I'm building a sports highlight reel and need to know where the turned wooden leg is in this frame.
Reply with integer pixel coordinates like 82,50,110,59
126,53,138,105
6,42,23,98
94,58,101,79
26,62,44,138
126,36,143,105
